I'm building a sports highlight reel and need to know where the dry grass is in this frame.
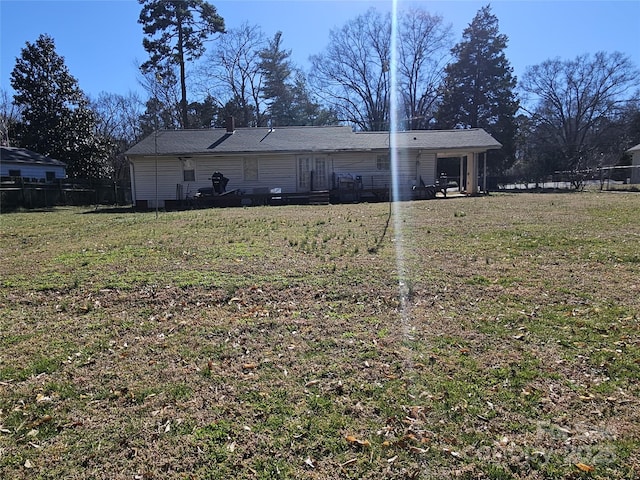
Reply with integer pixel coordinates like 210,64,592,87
1,192,639,479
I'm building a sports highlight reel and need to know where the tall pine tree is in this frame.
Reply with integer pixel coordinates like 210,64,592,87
259,32,293,126
435,5,518,175
139,0,225,129
259,32,336,127
10,34,110,179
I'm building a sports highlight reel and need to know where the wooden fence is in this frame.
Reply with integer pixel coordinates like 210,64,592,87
0,177,131,211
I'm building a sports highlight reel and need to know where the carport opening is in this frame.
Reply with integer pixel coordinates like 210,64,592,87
437,156,463,192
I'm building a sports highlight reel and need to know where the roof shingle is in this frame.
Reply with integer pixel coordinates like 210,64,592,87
627,143,640,153
125,126,502,156
1,146,66,166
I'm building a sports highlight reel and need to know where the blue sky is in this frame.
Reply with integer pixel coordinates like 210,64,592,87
1,0,639,100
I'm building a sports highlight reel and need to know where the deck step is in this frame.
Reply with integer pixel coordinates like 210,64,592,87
308,190,330,205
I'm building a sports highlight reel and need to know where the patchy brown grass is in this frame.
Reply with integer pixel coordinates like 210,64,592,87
1,192,639,479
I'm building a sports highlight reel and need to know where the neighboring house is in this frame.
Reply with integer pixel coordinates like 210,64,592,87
628,144,640,184
0,146,67,181
125,121,501,209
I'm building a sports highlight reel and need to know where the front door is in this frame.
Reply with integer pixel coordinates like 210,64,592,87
298,156,328,191
313,157,328,190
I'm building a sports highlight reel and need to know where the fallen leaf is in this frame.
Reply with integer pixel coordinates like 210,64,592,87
575,462,594,472
36,394,52,404
443,447,461,457
24,459,34,469
242,363,258,370
32,415,52,427
345,435,371,447
304,457,315,468
408,445,429,454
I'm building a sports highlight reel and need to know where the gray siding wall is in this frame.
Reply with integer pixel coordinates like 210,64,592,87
131,149,439,207
132,155,300,207
196,155,298,194
131,157,182,208
329,150,436,190
416,152,437,185
329,152,389,189
249,155,297,193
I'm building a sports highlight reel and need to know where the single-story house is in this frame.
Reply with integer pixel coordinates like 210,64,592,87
628,143,640,184
125,120,501,209
0,146,67,181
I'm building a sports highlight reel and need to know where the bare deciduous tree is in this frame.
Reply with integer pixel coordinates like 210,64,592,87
0,88,21,147
138,66,182,132
197,22,266,127
398,8,452,130
519,51,640,176
92,92,145,145
91,92,145,181
309,7,451,131
309,8,391,131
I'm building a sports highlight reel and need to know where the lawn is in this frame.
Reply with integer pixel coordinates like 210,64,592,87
0,192,638,479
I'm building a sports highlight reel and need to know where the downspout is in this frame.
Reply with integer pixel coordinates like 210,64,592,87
483,152,487,193
128,158,136,208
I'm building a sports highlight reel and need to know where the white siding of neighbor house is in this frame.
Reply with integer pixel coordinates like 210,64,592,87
1,163,66,180
632,151,640,184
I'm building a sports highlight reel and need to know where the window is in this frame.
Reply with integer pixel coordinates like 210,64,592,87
46,171,56,182
298,157,311,189
244,158,259,181
8,169,21,177
377,155,390,171
182,158,195,182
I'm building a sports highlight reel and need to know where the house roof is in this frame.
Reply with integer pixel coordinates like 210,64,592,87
627,143,640,153
1,146,66,167
125,125,502,157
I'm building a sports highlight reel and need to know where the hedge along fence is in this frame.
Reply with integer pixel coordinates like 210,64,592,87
0,177,131,211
